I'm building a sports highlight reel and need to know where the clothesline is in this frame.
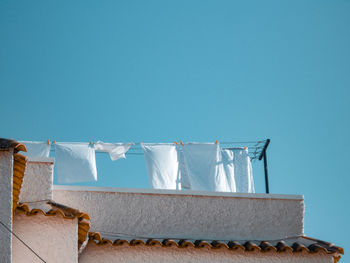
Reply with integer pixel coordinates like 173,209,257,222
44,140,265,145
20,139,269,192
44,140,267,160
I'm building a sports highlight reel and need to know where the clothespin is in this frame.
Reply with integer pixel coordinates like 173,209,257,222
53,141,56,144
244,146,247,150
47,139,50,145
90,141,93,145
174,141,178,145
215,140,219,144
180,140,184,146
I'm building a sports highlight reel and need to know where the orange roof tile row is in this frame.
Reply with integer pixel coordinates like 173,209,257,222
17,201,91,247
0,138,27,153
88,232,343,261
13,153,27,212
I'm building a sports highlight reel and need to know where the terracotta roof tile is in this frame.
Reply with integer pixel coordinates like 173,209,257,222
243,241,261,252
0,138,26,153
162,239,178,247
130,239,146,246
146,239,163,247
211,240,229,249
259,241,277,252
276,241,293,252
194,240,212,249
291,242,309,252
87,232,344,261
227,241,245,251
13,153,27,212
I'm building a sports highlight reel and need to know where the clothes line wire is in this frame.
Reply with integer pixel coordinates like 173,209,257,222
0,220,46,263
47,140,267,146
47,140,268,160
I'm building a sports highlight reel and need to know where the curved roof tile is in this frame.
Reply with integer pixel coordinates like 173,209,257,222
0,138,26,153
87,231,343,262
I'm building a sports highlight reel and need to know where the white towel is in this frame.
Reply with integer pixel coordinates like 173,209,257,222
20,141,51,158
141,144,180,189
94,141,134,161
178,148,191,189
221,149,237,192
55,143,97,183
231,148,255,193
181,143,228,192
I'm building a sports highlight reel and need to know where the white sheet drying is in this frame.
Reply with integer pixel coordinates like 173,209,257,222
177,148,191,189
141,144,180,189
20,141,51,158
181,143,228,192
221,149,237,192
231,148,255,193
94,141,134,161
55,143,97,184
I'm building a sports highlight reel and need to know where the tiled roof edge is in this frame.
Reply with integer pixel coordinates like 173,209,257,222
301,236,344,255
87,232,344,260
0,138,26,153
13,153,27,212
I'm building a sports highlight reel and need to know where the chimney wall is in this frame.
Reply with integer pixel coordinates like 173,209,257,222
19,157,54,203
0,150,14,263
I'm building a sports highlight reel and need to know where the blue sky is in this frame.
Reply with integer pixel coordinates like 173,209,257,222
1,0,349,260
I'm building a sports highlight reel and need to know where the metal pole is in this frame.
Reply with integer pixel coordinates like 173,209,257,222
263,150,269,194
259,139,270,194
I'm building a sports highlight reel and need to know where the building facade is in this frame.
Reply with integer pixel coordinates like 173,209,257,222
0,139,344,262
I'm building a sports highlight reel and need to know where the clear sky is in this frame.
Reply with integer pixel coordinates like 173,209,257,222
1,0,349,260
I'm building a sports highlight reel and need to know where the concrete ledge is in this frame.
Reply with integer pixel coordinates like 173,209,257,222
27,157,54,163
53,185,303,200
53,185,304,241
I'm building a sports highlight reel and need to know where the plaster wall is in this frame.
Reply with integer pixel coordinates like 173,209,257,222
19,158,54,202
12,213,78,263
53,186,304,240
0,150,13,263
79,243,334,263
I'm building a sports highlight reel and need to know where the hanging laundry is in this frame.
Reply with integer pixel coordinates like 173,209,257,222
20,141,51,158
231,148,255,193
177,148,191,190
94,141,134,161
221,149,237,192
55,143,97,184
141,144,180,190
181,143,228,192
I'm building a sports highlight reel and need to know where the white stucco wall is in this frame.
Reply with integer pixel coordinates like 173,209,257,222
19,158,54,203
12,213,78,263
53,186,304,240
0,150,13,263
79,243,334,263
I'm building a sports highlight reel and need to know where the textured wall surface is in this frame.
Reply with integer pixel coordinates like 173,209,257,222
79,243,334,263
0,150,13,263
12,213,78,263
53,186,304,240
19,158,54,203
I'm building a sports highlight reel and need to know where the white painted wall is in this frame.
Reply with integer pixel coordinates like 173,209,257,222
0,150,13,263
53,186,304,240
12,213,78,263
79,243,334,263
19,158,54,203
